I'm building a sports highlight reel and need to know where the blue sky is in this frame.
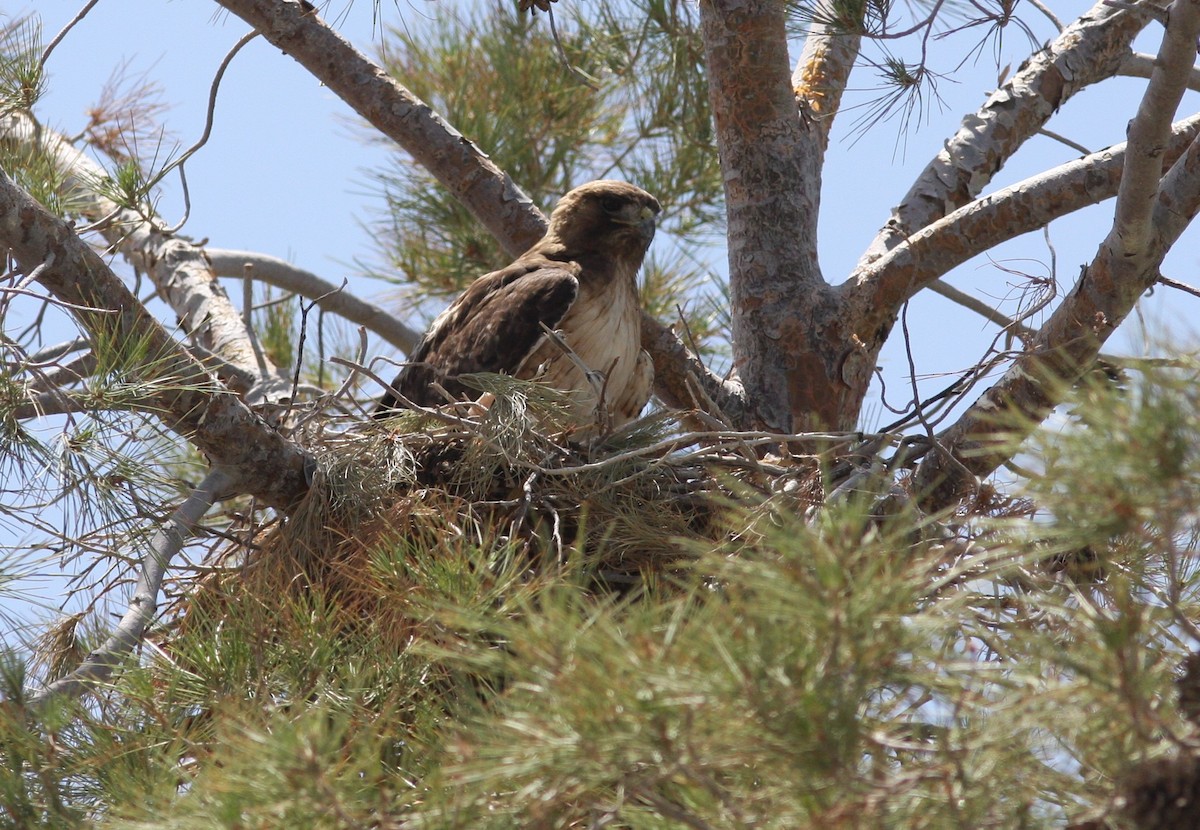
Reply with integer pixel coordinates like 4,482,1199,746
7,0,1200,644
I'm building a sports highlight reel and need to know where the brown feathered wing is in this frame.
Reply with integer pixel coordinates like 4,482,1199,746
374,258,579,414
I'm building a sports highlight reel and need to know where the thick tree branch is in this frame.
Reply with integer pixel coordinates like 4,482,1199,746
790,0,862,263
27,468,233,707
205,248,421,353
0,169,311,511
857,0,1151,267
639,310,747,423
792,0,862,149
2,114,284,396
912,0,1200,509
1154,135,1200,246
1114,5,1200,255
845,113,1200,327
213,0,545,258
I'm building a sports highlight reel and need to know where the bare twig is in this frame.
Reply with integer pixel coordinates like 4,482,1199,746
927,279,1037,341
1027,0,1066,30
1158,273,1200,299
155,30,259,233
37,0,102,69
1039,128,1091,155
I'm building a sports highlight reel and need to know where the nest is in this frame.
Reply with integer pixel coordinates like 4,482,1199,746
175,376,847,650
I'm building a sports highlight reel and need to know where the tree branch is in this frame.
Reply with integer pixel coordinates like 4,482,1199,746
845,112,1200,326
790,0,861,253
792,0,862,149
212,0,546,258
204,248,420,353
1113,5,1200,254
857,0,1151,267
912,0,1200,509
1120,51,1200,91
0,168,312,511
925,279,1036,341
2,113,285,396
639,310,747,423
27,468,233,707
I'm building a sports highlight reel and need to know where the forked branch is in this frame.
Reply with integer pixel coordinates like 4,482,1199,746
847,112,1200,328
857,0,1151,266
912,0,1200,508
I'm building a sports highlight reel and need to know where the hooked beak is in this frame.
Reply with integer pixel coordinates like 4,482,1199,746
637,204,658,242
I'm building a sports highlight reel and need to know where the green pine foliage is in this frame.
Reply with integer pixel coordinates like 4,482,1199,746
0,15,44,114
2,362,1199,828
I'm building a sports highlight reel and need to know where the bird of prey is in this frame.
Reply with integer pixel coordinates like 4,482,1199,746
374,180,661,429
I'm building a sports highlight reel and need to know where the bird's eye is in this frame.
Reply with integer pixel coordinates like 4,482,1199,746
600,196,624,214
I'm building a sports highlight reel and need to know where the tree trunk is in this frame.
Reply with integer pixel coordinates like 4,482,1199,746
700,0,851,431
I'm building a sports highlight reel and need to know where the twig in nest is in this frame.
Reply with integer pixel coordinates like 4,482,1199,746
537,321,613,433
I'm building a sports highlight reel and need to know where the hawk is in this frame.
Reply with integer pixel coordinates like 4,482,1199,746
375,180,660,429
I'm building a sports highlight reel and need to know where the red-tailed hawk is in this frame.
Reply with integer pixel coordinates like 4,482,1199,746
375,180,660,428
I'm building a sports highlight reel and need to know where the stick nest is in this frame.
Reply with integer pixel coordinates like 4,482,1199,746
177,378,838,636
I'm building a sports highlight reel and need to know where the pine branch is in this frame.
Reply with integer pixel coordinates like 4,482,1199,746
0,166,312,511
1,113,285,395
912,0,1200,509
857,0,1152,268
205,248,421,353
212,0,546,258
792,0,862,149
26,468,233,707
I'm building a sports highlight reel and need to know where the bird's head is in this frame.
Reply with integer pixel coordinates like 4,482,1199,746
546,180,662,258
